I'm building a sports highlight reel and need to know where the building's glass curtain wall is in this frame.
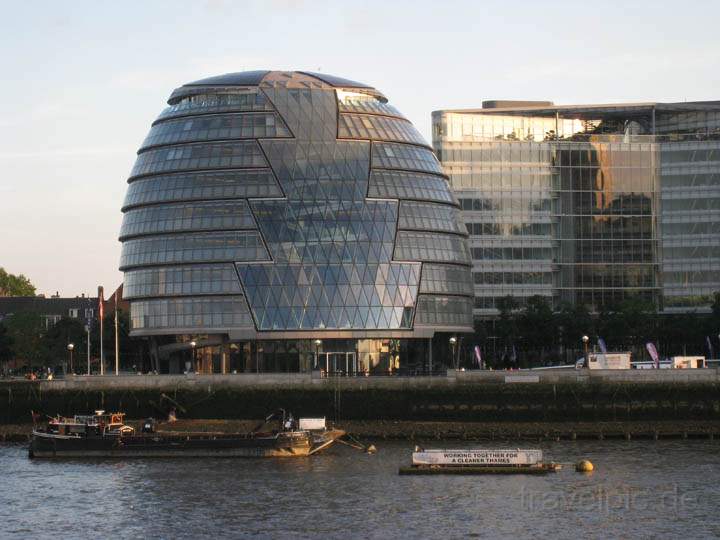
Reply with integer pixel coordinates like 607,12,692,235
119,71,473,372
433,101,720,315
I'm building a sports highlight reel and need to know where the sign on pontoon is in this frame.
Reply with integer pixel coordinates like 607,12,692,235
412,449,543,466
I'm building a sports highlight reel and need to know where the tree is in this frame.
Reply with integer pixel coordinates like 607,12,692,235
556,302,594,362
0,268,36,296
495,296,519,367
3,313,44,371
518,296,558,366
41,317,87,372
0,322,13,373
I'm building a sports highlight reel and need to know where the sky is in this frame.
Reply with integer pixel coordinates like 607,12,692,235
1,0,719,297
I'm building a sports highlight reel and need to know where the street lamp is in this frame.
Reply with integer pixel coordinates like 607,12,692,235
190,340,197,374
67,343,75,375
449,336,458,370
314,339,322,370
582,335,590,369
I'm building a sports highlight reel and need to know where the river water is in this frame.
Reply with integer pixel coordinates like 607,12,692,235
1,439,718,539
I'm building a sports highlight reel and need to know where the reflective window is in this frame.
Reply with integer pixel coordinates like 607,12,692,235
338,114,427,146
124,264,242,298
251,200,397,263
141,113,291,150
157,91,273,122
398,201,465,233
420,264,474,296
414,295,473,326
260,139,370,201
395,231,471,264
372,142,444,174
120,231,269,269
120,200,257,239
237,262,420,330
368,170,454,204
130,141,266,179
123,169,283,209
131,296,254,330
336,90,404,117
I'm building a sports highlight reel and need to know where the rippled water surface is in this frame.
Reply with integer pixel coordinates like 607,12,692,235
1,439,719,539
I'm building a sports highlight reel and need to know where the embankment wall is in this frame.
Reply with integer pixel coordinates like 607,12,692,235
2,370,719,424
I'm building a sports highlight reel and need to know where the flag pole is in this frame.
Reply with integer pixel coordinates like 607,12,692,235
114,292,119,376
98,286,105,375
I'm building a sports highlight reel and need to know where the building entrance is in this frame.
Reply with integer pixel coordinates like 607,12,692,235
318,352,357,376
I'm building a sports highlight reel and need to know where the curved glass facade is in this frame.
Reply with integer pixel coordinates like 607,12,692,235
119,70,473,364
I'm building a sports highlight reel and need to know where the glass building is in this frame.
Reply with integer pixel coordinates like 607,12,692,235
432,100,720,316
119,71,473,373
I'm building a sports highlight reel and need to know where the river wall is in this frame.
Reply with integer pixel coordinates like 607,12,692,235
2,370,720,424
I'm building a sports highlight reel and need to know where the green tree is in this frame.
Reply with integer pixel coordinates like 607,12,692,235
556,302,594,362
0,322,13,372
495,296,519,367
0,268,36,296
41,317,87,373
3,313,44,371
518,296,558,366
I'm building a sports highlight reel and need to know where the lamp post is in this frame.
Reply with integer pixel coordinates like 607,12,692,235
582,335,590,369
449,336,458,370
190,340,197,374
67,343,75,375
314,339,322,371
85,325,91,375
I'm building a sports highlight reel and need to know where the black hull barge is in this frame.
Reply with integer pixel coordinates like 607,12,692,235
29,411,344,459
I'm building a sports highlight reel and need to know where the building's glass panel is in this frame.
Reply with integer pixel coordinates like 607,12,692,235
157,91,273,122
435,111,664,311
372,142,444,174
260,139,370,201
414,295,473,327
123,169,283,209
421,264,474,296
398,201,465,233
141,113,291,150
338,114,427,146
395,231,471,264
337,93,404,117
130,296,253,330
129,141,266,179
660,140,720,310
237,263,420,330
124,264,242,298
251,200,397,264
368,170,454,204
119,231,269,269
120,200,256,239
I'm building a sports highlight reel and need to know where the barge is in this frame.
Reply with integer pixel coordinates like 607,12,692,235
29,410,344,459
399,448,561,475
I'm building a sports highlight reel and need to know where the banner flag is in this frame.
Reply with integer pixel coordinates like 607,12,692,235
646,342,659,369
598,337,608,354
474,346,482,369
707,336,714,359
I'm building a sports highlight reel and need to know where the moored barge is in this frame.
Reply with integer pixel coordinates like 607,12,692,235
29,410,344,459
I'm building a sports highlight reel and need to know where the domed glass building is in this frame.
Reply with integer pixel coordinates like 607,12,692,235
120,71,473,374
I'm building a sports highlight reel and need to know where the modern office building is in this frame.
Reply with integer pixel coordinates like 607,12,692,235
119,71,473,374
432,100,720,317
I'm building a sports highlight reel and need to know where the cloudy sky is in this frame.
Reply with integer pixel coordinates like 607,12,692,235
1,0,718,297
